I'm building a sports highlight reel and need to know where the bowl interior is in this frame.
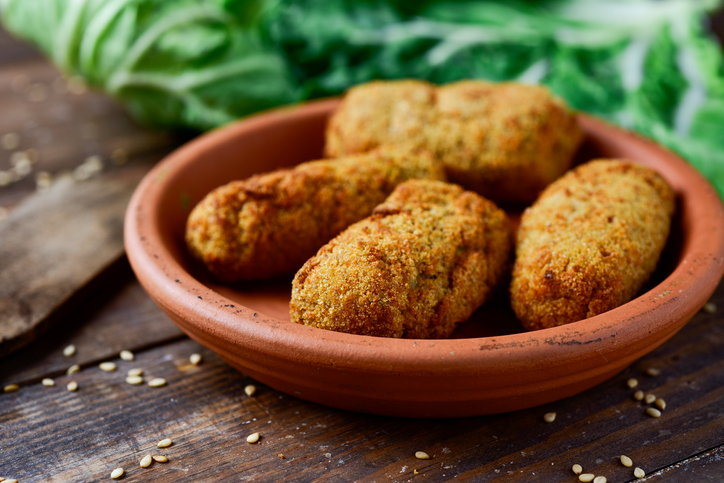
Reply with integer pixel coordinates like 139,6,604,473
152,101,685,339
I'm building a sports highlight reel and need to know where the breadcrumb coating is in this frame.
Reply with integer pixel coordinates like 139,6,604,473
290,179,512,338
185,148,445,281
510,159,675,330
325,79,583,202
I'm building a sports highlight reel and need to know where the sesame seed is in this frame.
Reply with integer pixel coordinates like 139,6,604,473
645,367,661,377
543,412,556,423
620,455,633,467
572,464,583,475
42,378,55,387
626,378,638,389
67,381,78,392
634,467,645,478
120,350,134,361
148,377,166,388
63,344,76,357
5,479,17,483
245,385,257,397
3,384,19,393
36,171,53,191
593,477,606,483
111,148,128,165
152,455,168,463
111,467,124,479
190,353,202,365
157,438,173,448
1,133,20,150
646,407,662,418
633,390,644,401
247,432,260,444
655,398,666,411
126,376,144,385
128,368,143,377
140,455,152,468
415,451,430,460
579,474,595,482
644,394,656,404
703,302,717,314
67,364,81,375
100,362,117,372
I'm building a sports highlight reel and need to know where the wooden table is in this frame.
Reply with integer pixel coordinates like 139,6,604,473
1,21,724,483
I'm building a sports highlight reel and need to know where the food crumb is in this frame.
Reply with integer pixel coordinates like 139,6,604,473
703,302,717,314
645,367,661,377
543,412,556,423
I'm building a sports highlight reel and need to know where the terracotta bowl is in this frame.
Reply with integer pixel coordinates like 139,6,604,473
124,99,724,418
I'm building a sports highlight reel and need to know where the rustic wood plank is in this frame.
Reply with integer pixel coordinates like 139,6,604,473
0,162,164,356
0,58,176,211
0,24,41,65
0,260,185,385
650,445,724,482
1,281,723,482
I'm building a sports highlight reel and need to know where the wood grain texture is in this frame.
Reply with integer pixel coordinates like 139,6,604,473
0,164,164,356
1,279,723,482
0,261,184,385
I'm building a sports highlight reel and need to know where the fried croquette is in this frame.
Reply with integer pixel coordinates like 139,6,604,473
510,159,675,330
290,179,512,338
185,148,446,282
325,79,583,203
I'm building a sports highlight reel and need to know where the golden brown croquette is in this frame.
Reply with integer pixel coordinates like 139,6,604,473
325,79,583,203
510,159,675,330
185,148,446,282
290,179,512,338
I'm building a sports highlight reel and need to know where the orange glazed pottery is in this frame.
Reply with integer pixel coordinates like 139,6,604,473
125,99,724,418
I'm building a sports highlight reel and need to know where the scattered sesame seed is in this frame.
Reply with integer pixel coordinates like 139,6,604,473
157,438,173,448
4,479,16,483
111,148,129,165
126,376,144,385
28,83,48,102
190,353,202,365
655,398,666,411
1,133,19,150
645,367,661,377
67,381,78,392
63,344,76,357
12,156,32,177
572,464,583,475
100,362,117,372
245,384,257,397
543,412,556,423
644,394,656,404
703,302,717,314
579,474,595,482
627,378,638,389
593,477,606,483
247,432,260,444
634,467,645,478
646,408,662,418
148,377,166,388
128,368,143,377
140,455,152,468
42,378,55,387
36,171,53,191
120,350,134,361
620,455,633,467
67,364,81,375
152,455,168,463
3,384,19,393
633,390,644,401
111,467,124,479
415,451,430,460
0,477,5,482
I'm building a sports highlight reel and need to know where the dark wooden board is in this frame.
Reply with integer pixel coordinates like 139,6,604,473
1,278,723,482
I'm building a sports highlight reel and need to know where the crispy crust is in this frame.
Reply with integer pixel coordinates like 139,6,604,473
290,179,512,338
185,148,446,281
510,159,676,330
325,79,583,202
